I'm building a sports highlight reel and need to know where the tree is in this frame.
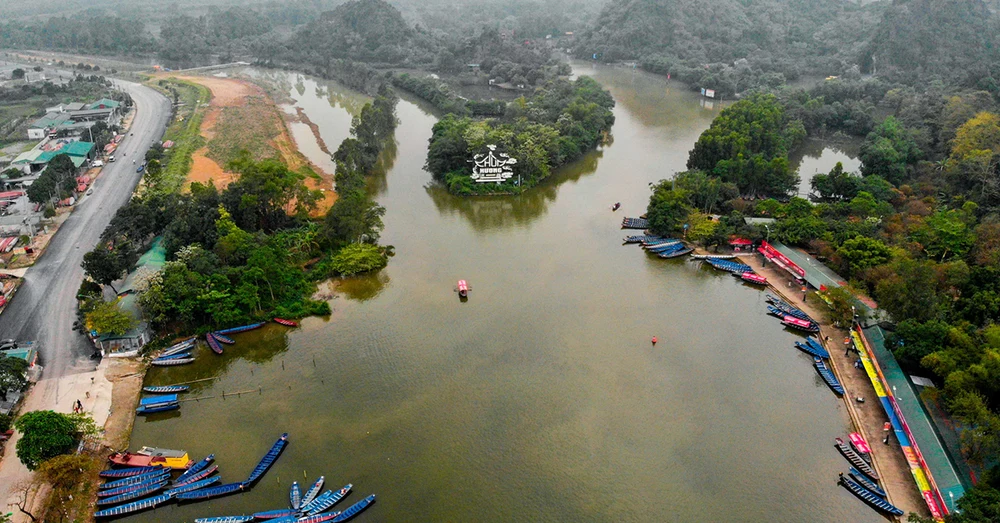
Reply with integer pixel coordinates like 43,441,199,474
0,354,29,402
837,236,892,276
646,182,692,236
859,117,922,186
81,247,126,293
328,243,388,276
811,162,860,202
13,411,77,470
11,68,25,79
947,112,1000,203
85,301,137,336
322,190,386,247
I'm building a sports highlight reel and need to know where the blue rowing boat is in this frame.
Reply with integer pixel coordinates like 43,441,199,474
660,247,694,258
153,352,192,362
642,238,679,248
245,433,288,485
794,341,829,359
175,454,214,484
646,242,683,253
96,479,169,505
331,495,375,522
293,513,342,523
101,469,169,489
142,385,190,393
140,394,178,405
175,465,218,487
252,508,296,519
290,481,302,510
212,332,236,345
151,357,195,366
814,357,844,395
704,258,752,274
805,337,827,354
194,516,254,523
165,475,221,497
100,465,164,478
623,235,661,244
99,474,170,497
838,474,903,516
765,294,813,321
135,402,179,415
93,493,172,518
835,437,878,479
849,467,887,497
305,484,352,516
215,322,266,335
176,481,246,501
621,217,648,229
206,333,224,355
300,476,325,509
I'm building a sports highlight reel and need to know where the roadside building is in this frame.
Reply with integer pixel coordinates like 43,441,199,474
27,112,72,139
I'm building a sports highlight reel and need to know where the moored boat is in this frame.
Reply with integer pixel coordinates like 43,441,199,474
660,247,693,259
175,481,246,501
159,338,196,357
642,239,680,249
794,341,829,360
153,351,192,361
813,357,844,396
206,333,224,355
215,322,266,335
142,385,190,393
99,465,165,478
849,467,886,497
109,447,192,470
621,217,648,229
212,332,236,345
456,279,469,298
838,474,903,516
273,318,298,327
175,464,218,487
96,479,169,505
101,469,170,490
290,481,302,510
194,517,254,523
740,272,767,285
244,433,288,485
294,513,342,523
305,484,352,515
252,508,296,520
93,493,172,518
782,316,820,333
623,234,661,244
98,474,171,497
175,454,215,484
135,402,178,415
165,475,222,497
835,438,878,479
331,495,376,522
300,476,325,509
645,242,684,253
151,357,195,366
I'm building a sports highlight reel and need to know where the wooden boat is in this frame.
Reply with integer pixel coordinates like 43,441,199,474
274,318,298,327
621,217,649,229
165,475,222,497
140,394,178,406
151,357,195,366
244,433,288,485
175,465,218,487
194,517,254,523
160,338,197,357
456,279,469,298
741,272,767,285
849,467,887,498
175,481,246,501
704,258,752,274
294,513,342,523
300,476,324,509
690,254,740,260
835,438,878,479
93,493,172,518
290,481,302,510
101,469,169,489
838,474,903,516
805,337,828,355
642,238,678,248
99,474,171,497
215,322,266,335
109,447,192,470
794,341,829,360
766,294,813,321
814,357,844,396
175,454,215,484
154,352,192,361
206,333,224,355
142,385,190,394
212,332,236,345
849,432,873,463
99,465,165,478
660,247,693,259
612,202,621,211
646,242,683,253
782,316,820,333
252,508,296,519
331,495,376,522
305,484,352,515
96,479,169,505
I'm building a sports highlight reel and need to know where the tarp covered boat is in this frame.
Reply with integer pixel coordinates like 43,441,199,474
740,272,767,285
782,316,820,333
849,432,873,463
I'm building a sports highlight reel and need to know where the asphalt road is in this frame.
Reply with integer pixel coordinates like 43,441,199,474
0,80,170,379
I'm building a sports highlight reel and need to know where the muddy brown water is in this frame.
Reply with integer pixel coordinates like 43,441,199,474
128,63,876,522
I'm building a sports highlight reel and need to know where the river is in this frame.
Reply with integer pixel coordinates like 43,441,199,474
127,63,877,522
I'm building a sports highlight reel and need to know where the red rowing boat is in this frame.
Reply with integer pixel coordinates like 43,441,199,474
456,280,469,298
274,318,298,327
740,272,767,285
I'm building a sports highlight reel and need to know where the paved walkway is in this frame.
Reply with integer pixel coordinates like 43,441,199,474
771,242,967,513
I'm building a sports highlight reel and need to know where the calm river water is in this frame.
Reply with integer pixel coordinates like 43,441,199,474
128,63,877,522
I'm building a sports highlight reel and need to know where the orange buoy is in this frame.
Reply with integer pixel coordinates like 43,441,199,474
651,336,658,345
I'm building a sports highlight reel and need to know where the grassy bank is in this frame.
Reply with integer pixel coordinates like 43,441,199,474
146,77,210,194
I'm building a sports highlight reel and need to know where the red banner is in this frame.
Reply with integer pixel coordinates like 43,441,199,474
760,241,806,278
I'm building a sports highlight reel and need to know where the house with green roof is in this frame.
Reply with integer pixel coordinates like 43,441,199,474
27,112,72,140
88,98,120,110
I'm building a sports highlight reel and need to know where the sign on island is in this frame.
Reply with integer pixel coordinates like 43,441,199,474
470,144,517,184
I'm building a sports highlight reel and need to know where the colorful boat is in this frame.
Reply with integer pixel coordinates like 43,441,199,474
645,242,683,253
331,495,375,522
274,318,298,327
782,316,820,333
151,357,195,366
300,476,325,509
99,465,165,478
159,338,196,357
98,474,171,497
813,357,844,396
206,333,224,355
643,239,680,249
793,341,829,360
176,482,246,501
175,465,218,487
136,402,179,415
212,332,236,345
93,493,172,518
101,469,170,490
153,352,192,361
215,322,266,335
96,480,169,505
849,432,873,463
305,485,352,516
142,385,190,393
741,272,767,285
109,447,193,470
175,454,215,484
290,481,302,510
765,294,813,321
660,247,693,259
849,467,887,498
835,437,878,480
294,513,342,523
838,474,903,516
244,433,288,485
252,509,296,520
165,475,222,497
194,517,254,523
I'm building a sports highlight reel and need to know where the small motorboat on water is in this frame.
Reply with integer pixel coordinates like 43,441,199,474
612,202,621,211
455,280,470,299
109,447,193,469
